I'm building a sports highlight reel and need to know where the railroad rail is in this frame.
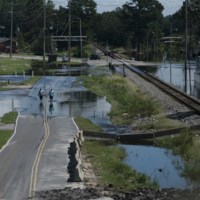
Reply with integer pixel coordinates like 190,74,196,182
89,41,200,114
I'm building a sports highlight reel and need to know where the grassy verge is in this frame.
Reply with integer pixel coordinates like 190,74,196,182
83,140,157,191
74,117,102,132
0,112,17,149
0,57,31,74
155,128,200,181
83,75,160,125
75,116,157,190
82,74,186,130
1,112,18,124
0,130,13,148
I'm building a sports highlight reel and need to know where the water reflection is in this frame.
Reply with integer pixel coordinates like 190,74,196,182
121,144,194,189
49,103,54,115
136,61,198,98
39,102,44,114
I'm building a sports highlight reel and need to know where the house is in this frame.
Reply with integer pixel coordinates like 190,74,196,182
0,37,17,53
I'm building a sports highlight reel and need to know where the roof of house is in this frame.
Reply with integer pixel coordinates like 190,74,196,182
0,37,16,43
0,37,10,43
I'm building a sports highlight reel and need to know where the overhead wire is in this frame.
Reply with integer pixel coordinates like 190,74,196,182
19,29,44,51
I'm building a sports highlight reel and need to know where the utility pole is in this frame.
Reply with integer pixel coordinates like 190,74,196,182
170,22,172,84
68,0,71,62
80,18,82,59
43,0,46,75
185,0,188,93
10,0,13,58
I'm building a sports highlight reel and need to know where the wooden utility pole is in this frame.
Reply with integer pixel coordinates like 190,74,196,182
185,0,188,93
10,0,13,58
68,0,71,62
43,0,46,75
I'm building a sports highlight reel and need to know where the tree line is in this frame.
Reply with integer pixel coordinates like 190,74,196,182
0,0,200,61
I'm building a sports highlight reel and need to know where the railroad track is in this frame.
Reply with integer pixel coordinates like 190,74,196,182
89,41,200,114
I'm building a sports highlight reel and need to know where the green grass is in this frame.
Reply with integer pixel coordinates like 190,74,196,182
0,57,31,74
83,140,157,191
1,112,18,124
18,76,41,85
155,128,200,181
83,75,161,125
75,116,102,132
0,130,13,148
137,115,186,130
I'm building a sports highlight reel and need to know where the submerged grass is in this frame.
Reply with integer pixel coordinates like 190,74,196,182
83,140,157,191
18,76,41,85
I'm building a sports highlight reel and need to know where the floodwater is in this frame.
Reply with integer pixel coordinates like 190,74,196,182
121,144,194,189
141,61,198,98
0,75,198,189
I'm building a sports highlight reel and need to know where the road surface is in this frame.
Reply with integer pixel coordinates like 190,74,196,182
0,77,79,200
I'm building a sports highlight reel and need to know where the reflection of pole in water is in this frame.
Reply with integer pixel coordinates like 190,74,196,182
69,96,72,116
39,102,44,115
12,99,14,111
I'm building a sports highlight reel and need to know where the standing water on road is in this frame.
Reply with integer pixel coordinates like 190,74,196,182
0,75,198,189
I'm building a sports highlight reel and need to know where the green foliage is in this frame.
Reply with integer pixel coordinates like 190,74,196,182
155,129,200,181
19,76,41,85
83,140,157,190
0,130,13,149
1,112,18,124
74,116,102,132
155,129,194,157
138,116,185,131
0,58,31,75
83,75,160,125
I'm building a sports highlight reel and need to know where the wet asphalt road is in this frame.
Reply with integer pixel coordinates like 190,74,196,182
0,77,79,200
0,115,44,200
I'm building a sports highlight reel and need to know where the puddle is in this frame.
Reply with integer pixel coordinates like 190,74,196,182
121,144,195,189
0,75,30,83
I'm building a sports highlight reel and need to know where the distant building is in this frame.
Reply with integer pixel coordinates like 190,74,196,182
0,37,17,53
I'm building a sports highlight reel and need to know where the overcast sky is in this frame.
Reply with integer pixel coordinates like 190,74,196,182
55,0,185,16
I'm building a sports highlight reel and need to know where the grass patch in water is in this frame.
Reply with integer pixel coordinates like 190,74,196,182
83,140,157,191
18,76,41,85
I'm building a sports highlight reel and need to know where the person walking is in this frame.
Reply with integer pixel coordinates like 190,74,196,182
38,88,44,101
48,89,54,102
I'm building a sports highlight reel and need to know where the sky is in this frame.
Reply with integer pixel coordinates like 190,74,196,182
54,0,185,16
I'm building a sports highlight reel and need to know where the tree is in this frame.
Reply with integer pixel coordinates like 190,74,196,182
119,0,164,60
95,11,124,47
70,0,97,39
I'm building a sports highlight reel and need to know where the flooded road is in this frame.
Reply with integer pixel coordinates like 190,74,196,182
0,76,111,120
0,75,198,190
